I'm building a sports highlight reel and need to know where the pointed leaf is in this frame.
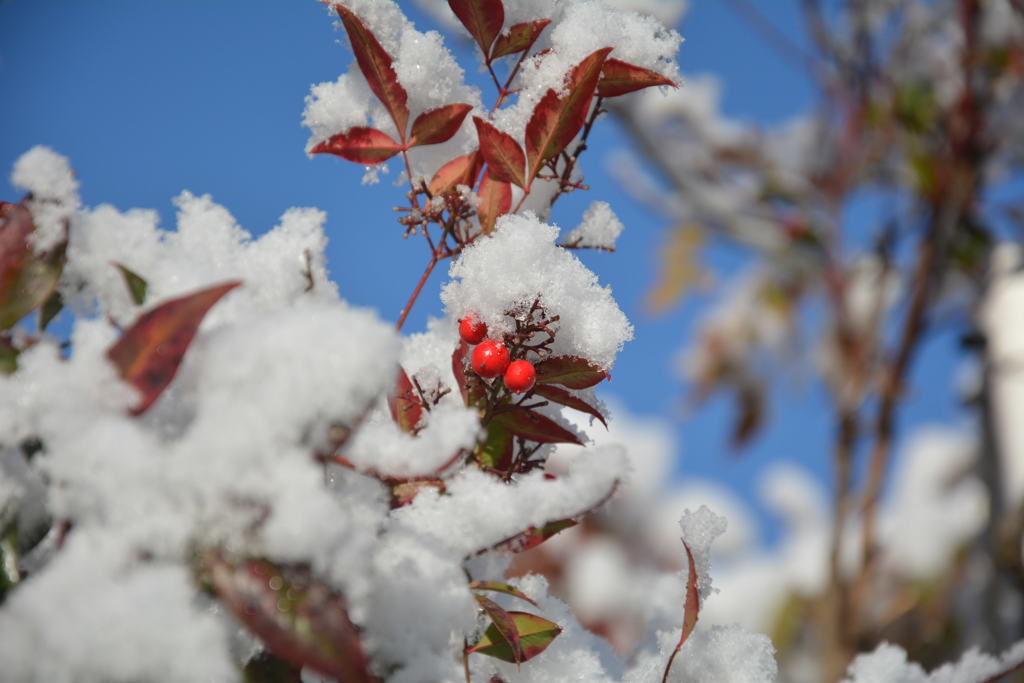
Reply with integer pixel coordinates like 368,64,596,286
491,20,550,60
387,366,424,434
335,5,409,137
39,290,62,331
477,419,514,469
430,151,483,196
532,383,607,428
448,0,504,58
663,540,701,683
311,127,403,164
476,171,511,235
0,202,64,331
205,551,373,683
492,519,577,553
524,48,612,183
597,58,675,97
491,408,582,445
475,594,523,664
470,581,539,607
107,281,240,415
468,611,561,663
409,103,473,147
112,262,148,306
473,117,526,188
533,355,608,390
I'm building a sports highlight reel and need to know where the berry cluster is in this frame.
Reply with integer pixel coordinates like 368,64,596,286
459,313,536,394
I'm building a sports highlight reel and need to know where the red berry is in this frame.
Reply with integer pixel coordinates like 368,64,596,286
504,359,536,394
471,340,510,378
459,314,488,345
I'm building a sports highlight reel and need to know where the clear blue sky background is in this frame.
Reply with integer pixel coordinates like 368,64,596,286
0,1,965,545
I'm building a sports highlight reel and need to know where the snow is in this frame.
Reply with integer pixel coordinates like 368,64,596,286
563,200,625,251
10,145,79,251
843,640,1024,683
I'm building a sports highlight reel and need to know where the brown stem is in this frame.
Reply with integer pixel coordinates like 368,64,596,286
396,254,438,331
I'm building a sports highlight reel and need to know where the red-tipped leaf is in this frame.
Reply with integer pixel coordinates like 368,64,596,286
491,408,582,445
662,540,701,683
473,117,526,188
107,281,240,415
491,20,550,60
475,595,524,664
524,48,612,183
429,151,483,196
492,519,578,554
0,201,65,331
409,103,473,147
476,171,511,235
532,383,607,428
470,581,539,607
387,366,423,434
448,0,504,58
598,58,676,97
468,611,561,663
534,355,608,390
311,127,403,164
335,5,410,137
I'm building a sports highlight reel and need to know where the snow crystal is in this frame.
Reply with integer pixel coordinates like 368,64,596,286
563,200,625,251
10,146,79,251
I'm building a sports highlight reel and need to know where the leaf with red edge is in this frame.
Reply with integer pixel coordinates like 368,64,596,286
492,519,578,554
532,383,607,428
524,48,612,183
448,0,504,59
476,171,511,235
491,20,550,60
387,366,423,434
204,551,374,683
597,58,676,97
409,103,473,147
0,201,65,331
470,580,539,607
335,5,409,137
473,117,526,188
475,595,523,664
430,151,483,196
311,127,403,164
663,540,701,683
533,355,608,390
468,611,561,663
491,408,582,445
107,281,240,415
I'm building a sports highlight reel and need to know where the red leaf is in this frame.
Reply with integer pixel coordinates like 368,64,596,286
491,408,582,445
387,366,423,434
335,5,410,138
107,281,240,415
429,151,483,196
475,595,523,664
597,58,676,97
533,355,608,390
490,20,550,60
205,551,374,683
524,48,612,183
311,127,403,164
448,0,504,59
532,383,607,428
662,540,701,683
409,103,473,147
473,117,526,188
470,580,539,607
0,201,64,331
492,518,578,554
476,171,511,235
468,611,561,663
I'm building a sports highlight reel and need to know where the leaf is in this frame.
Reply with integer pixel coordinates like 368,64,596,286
476,171,511,235
335,5,409,138
597,58,675,97
39,290,63,331
524,48,612,183
243,651,303,683
469,580,539,607
731,382,764,449
491,20,550,60
645,224,705,314
0,336,17,375
490,408,582,445
204,551,374,683
107,281,240,415
533,355,608,390
477,419,514,469
662,540,701,683
468,611,561,663
310,127,403,164
429,151,483,196
113,262,148,306
475,594,523,664
409,103,473,147
492,519,577,553
387,366,424,434
532,384,607,428
473,117,526,188
0,202,65,331
448,0,504,59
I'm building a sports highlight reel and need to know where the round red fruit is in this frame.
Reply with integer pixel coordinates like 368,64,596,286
459,314,488,345
471,340,510,378
504,360,536,394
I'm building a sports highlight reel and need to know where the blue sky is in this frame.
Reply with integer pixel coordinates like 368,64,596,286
0,1,967,545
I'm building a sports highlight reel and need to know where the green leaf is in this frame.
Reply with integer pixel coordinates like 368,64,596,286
477,419,514,468
112,262,148,306
475,594,523,664
39,289,63,331
470,580,539,607
533,355,608,390
468,611,561,663
0,336,17,375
